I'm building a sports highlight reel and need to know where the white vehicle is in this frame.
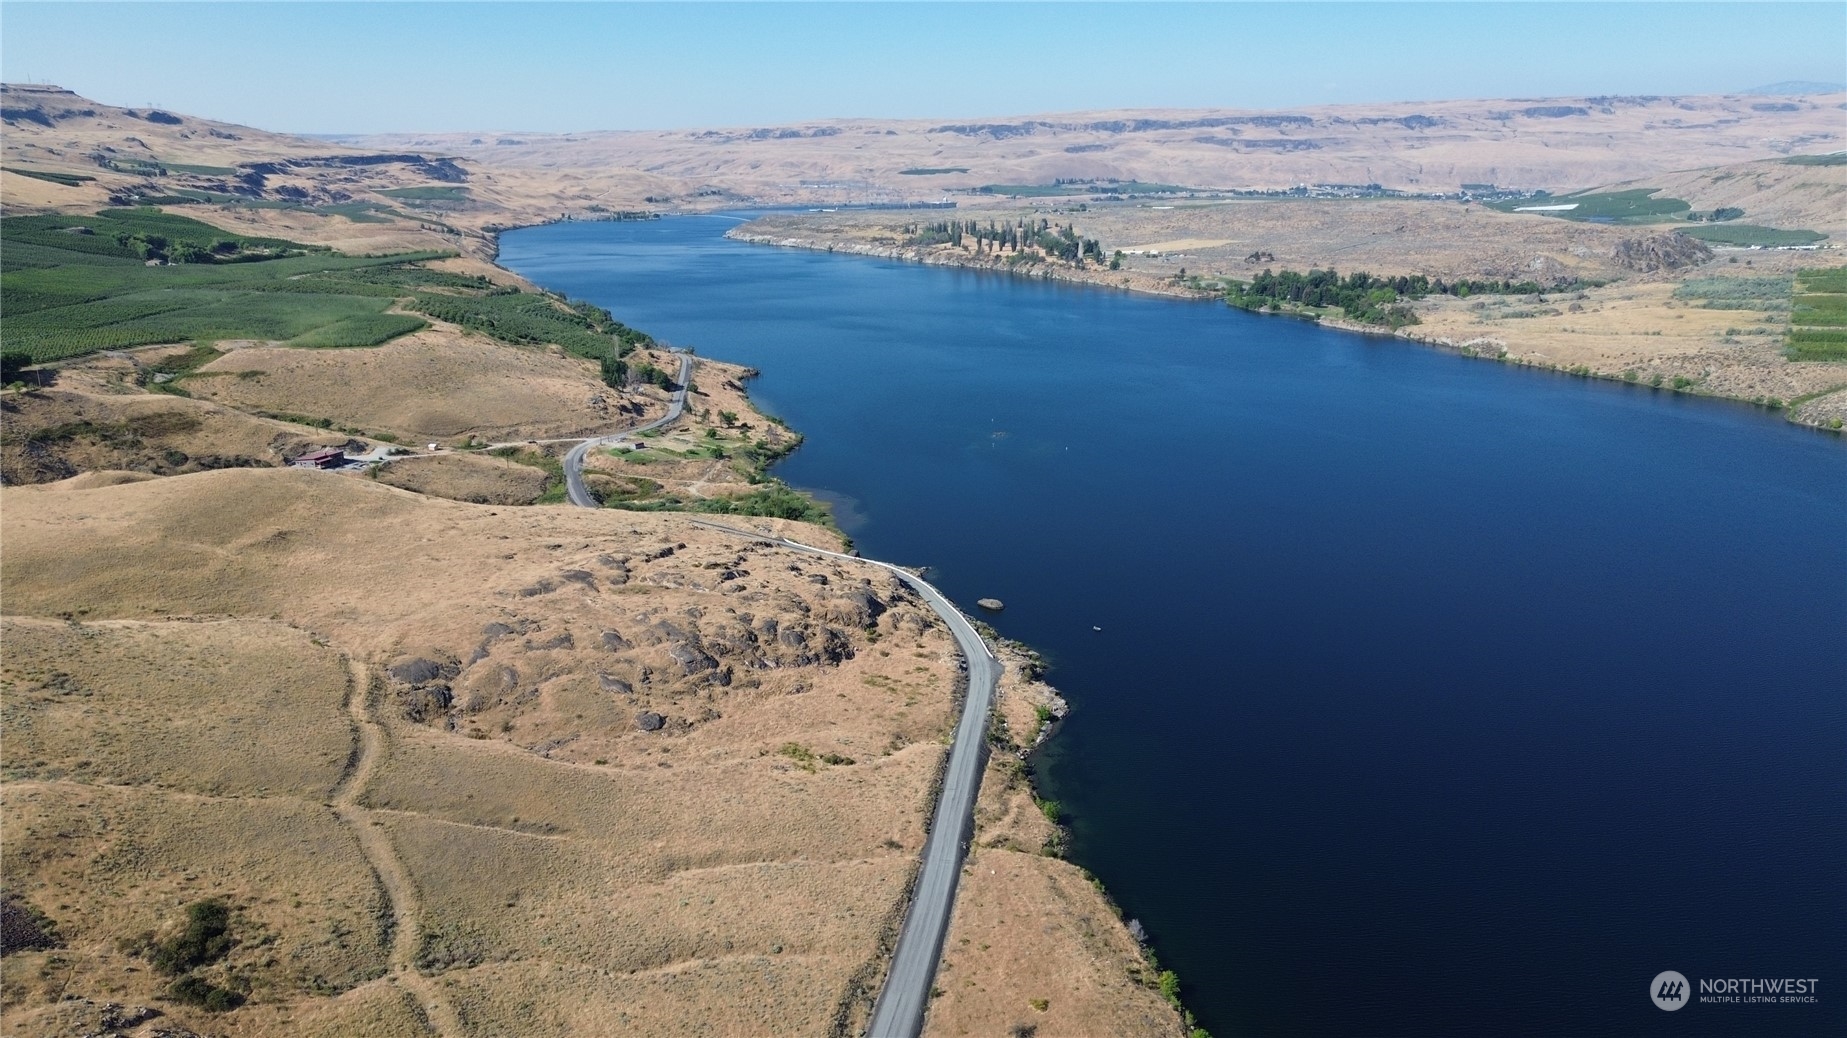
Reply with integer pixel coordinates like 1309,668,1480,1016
427,443,439,452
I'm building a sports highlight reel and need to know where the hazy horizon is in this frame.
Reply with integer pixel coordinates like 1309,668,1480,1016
3,2,1844,135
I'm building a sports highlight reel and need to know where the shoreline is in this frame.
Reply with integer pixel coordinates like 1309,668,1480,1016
724,224,1846,435
485,222,1205,1035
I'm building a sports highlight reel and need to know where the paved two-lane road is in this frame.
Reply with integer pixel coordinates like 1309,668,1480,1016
684,522,1000,1038
562,352,692,507
559,357,997,1038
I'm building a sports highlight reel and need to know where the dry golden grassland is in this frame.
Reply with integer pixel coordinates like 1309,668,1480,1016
374,452,553,505
186,328,661,446
350,92,1845,214
0,384,353,485
0,618,400,1037
0,468,978,1036
1408,258,1847,419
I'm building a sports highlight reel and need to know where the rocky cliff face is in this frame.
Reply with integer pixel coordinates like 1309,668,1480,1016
1610,232,1713,273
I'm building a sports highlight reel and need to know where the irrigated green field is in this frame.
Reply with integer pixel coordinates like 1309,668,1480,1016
1787,267,1847,361
1,210,452,362
3,207,659,386
1678,225,1828,247
377,186,470,201
1493,187,1692,223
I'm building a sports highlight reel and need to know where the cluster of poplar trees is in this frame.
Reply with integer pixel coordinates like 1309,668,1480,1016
903,219,1105,266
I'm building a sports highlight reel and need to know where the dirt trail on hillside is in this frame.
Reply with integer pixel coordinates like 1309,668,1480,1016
332,658,464,1037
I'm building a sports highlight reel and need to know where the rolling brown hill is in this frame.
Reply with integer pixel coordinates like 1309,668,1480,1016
344,91,1846,210
7,83,1842,230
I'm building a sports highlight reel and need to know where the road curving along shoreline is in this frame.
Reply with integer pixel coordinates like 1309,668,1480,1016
554,353,1001,1038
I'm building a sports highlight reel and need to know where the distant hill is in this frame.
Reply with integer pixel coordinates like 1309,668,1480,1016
1743,81,1847,95
9,83,1847,222
344,90,1847,207
0,83,677,248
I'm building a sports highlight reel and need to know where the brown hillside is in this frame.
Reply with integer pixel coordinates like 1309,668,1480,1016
0,468,962,1036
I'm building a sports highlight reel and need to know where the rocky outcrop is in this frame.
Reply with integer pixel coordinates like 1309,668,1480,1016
388,656,455,685
401,683,454,722
667,643,719,675
1610,232,1712,273
821,584,886,627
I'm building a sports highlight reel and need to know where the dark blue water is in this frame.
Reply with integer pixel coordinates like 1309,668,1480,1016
500,217,1847,1037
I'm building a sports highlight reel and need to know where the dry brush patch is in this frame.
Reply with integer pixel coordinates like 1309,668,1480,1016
0,618,352,796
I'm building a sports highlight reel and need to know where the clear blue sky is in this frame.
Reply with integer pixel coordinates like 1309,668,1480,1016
3,2,1843,133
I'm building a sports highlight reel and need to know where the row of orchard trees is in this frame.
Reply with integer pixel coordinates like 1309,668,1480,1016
902,218,1106,267
1228,267,1588,328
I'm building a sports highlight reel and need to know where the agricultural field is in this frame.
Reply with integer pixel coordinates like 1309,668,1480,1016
1491,187,1692,223
377,186,470,201
2,167,96,187
1677,225,1828,247
0,209,453,363
404,288,652,363
1489,182,1831,245
0,207,650,369
1788,267,1847,360
976,180,1214,197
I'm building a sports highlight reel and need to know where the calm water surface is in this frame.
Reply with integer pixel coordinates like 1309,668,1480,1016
501,217,1846,1037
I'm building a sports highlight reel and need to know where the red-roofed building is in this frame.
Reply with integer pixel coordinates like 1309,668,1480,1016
291,448,346,470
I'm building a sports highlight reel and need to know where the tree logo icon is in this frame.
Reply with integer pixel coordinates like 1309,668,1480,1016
1651,970,1691,1011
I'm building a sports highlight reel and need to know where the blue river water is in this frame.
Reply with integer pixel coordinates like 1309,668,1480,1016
499,216,1845,1037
